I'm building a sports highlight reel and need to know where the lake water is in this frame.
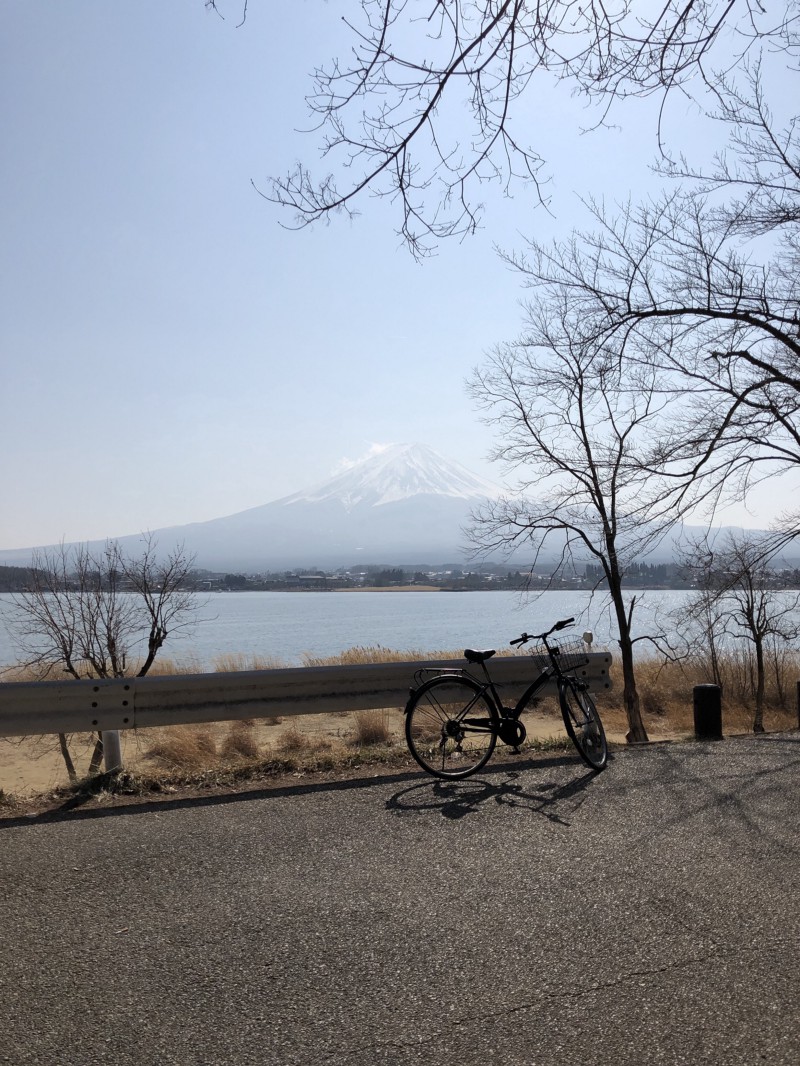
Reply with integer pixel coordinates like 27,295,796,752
0,589,694,670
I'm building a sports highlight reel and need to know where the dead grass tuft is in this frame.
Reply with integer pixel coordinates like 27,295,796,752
213,653,286,672
276,728,314,754
220,722,260,760
301,645,459,667
351,710,394,746
144,726,218,769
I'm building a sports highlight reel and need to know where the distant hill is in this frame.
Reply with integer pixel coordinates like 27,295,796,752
0,443,791,573
0,444,505,571
0,565,35,592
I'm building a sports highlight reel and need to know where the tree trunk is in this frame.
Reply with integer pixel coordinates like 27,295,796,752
58,734,77,784
88,734,104,775
708,621,723,691
753,638,766,733
618,633,649,743
608,576,649,744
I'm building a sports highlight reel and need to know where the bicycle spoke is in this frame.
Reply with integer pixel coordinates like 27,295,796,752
406,621,608,779
406,676,497,779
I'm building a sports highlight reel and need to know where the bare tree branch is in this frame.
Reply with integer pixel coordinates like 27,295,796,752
8,538,202,779
675,530,800,731
210,0,799,253
467,319,700,742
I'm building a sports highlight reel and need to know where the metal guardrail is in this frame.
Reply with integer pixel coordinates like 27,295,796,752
0,653,612,739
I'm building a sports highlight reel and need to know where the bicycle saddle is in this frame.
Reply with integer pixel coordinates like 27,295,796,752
464,649,496,664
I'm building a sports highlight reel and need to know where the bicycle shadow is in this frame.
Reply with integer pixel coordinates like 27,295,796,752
386,763,602,826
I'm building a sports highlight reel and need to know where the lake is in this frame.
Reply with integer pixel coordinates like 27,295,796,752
0,589,694,670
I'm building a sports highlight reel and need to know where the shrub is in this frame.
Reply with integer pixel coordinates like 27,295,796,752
351,710,393,746
144,726,218,769
276,727,313,754
220,722,259,760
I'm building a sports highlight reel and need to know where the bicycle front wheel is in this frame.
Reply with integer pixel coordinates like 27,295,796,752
405,675,498,779
559,681,608,771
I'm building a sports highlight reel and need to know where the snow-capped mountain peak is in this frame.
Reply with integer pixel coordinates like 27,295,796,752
0,444,505,571
277,443,503,510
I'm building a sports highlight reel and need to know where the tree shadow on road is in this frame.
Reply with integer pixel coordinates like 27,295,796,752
621,737,800,856
385,764,603,825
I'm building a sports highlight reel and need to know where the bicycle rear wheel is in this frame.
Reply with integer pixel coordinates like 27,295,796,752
559,680,608,771
405,675,498,779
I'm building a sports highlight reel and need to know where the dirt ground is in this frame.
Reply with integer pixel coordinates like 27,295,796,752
0,700,679,799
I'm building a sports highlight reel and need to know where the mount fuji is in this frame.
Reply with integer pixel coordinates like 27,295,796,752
279,442,501,511
0,444,506,571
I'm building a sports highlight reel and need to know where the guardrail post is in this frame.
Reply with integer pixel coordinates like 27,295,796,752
102,730,123,772
693,684,722,740
796,680,800,729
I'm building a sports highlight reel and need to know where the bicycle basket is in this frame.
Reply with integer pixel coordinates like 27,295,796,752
528,638,589,674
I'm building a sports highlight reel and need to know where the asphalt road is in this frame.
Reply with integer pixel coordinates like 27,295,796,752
2,734,799,1066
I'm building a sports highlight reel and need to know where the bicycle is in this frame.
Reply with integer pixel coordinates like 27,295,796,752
404,617,608,779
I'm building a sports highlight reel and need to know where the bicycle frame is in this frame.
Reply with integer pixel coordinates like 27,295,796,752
420,631,588,716
404,617,608,777
469,655,566,723
412,647,576,732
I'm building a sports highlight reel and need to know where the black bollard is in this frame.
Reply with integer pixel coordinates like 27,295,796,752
693,684,722,740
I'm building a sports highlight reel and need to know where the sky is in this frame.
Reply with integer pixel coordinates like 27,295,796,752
2,1,796,550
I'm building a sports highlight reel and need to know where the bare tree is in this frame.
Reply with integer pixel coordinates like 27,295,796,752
10,537,200,780
496,58,800,513
677,532,800,732
468,306,698,742
676,549,728,690
466,47,799,741
207,0,798,254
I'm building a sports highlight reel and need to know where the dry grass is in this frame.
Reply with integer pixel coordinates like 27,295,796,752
1,662,74,683
301,644,518,667
0,652,283,684
138,656,206,676
4,642,799,803
301,645,432,667
6,642,799,744
212,653,286,672
219,722,260,760
0,644,497,684
601,654,800,737
143,726,219,770
351,710,394,746
276,727,320,754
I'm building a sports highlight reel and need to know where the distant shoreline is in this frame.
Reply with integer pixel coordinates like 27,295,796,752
335,585,443,593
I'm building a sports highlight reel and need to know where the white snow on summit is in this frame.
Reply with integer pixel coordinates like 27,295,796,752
277,443,503,510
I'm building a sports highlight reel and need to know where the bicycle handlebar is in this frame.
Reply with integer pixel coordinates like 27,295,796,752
509,617,575,647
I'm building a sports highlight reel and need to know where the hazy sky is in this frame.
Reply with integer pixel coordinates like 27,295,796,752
2,1,793,549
